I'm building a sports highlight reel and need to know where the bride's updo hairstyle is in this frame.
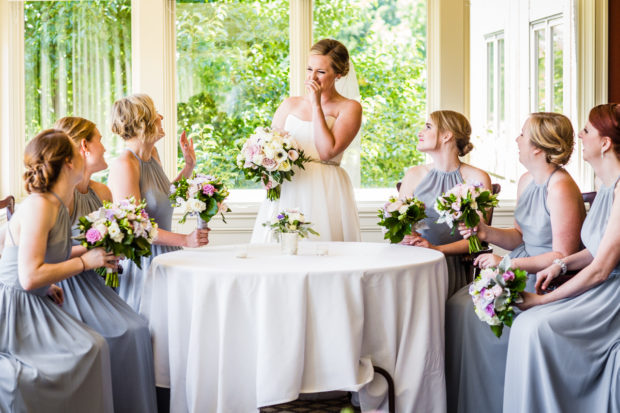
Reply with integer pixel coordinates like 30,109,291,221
110,93,159,143
23,129,76,194
54,116,96,145
526,112,574,165
430,110,473,157
310,38,350,77
588,103,620,160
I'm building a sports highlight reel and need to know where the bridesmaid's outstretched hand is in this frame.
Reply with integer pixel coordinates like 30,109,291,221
535,264,562,294
47,284,64,306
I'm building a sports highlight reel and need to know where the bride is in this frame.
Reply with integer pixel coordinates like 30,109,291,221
251,39,362,243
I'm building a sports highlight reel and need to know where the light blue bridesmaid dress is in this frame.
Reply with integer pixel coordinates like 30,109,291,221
412,166,468,297
503,175,620,412
58,187,157,413
0,193,113,413
445,170,559,413
117,149,181,311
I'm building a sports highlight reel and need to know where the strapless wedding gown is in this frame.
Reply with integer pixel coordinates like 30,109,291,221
251,114,361,243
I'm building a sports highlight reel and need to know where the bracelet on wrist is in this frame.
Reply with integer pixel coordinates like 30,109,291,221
78,256,86,272
552,258,567,275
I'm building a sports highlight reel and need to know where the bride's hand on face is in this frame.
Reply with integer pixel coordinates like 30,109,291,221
179,131,196,171
305,79,322,107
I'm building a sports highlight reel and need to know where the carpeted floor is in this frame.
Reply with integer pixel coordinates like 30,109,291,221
259,395,361,413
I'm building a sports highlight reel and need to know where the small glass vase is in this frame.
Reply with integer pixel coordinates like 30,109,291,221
197,215,209,230
280,232,299,255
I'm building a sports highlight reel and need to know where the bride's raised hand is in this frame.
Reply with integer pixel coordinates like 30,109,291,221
305,79,322,107
179,131,196,172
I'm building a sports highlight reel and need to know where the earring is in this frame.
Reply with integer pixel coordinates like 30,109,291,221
601,148,605,160
85,151,90,157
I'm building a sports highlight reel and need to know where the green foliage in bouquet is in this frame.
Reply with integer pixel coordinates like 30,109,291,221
377,196,427,244
169,173,230,225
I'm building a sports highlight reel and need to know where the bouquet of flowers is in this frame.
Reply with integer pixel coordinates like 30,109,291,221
435,182,498,253
263,208,319,238
236,127,310,201
377,196,428,243
75,197,158,288
469,257,527,337
169,173,230,228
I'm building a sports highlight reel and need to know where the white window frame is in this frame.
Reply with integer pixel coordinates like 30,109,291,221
529,15,565,113
484,31,505,136
0,0,607,208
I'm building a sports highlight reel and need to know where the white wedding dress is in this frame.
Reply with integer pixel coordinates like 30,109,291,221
251,114,361,243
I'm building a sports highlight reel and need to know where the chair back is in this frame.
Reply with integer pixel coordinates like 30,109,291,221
582,191,596,209
0,195,15,220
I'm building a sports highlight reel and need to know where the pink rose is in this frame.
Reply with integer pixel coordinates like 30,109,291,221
202,184,216,196
262,158,278,171
85,228,103,244
503,270,515,282
492,285,503,297
288,150,299,161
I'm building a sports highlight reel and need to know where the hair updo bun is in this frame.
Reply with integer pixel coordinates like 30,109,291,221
23,129,76,193
430,110,474,156
310,38,350,77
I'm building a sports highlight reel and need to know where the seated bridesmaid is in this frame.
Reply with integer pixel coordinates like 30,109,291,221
53,116,157,412
445,112,585,413
0,129,115,412
504,103,620,412
398,110,491,297
108,94,209,311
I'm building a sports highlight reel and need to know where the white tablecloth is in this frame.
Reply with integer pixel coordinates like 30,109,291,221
140,242,448,413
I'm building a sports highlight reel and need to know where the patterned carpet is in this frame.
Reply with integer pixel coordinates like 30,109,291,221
259,395,361,413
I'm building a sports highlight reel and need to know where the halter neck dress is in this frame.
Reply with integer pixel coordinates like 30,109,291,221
251,114,361,243
445,169,559,413
504,175,620,412
0,193,113,413
118,149,181,311
58,187,157,412
412,165,469,297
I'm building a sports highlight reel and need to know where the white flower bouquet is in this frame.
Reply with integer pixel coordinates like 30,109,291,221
377,196,427,243
75,197,158,288
435,182,498,253
236,127,310,201
469,257,527,338
169,173,230,228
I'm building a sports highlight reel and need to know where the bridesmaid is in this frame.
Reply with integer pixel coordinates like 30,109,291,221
398,110,492,297
108,94,209,311
504,103,620,412
54,116,157,412
445,112,585,413
0,129,115,412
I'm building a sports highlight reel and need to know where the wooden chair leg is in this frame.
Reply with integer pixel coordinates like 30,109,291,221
373,365,395,413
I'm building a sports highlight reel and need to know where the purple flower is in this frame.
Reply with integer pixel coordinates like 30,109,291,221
277,214,285,220
485,303,495,317
503,270,515,282
105,209,116,220
202,184,216,196
85,228,103,244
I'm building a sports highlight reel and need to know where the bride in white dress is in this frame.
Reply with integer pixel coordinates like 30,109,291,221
251,39,362,243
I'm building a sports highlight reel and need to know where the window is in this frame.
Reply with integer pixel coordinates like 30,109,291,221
469,0,578,199
530,16,564,113
485,32,505,134
314,0,427,188
24,0,132,162
175,0,289,188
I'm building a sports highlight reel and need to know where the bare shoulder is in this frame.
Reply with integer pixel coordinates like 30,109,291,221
547,169,583,202
20,194,57,229
460,164,492,189
517,172,533,193
339,98,362,115
400,164,431,194
89,181,113,203
109,151,139,178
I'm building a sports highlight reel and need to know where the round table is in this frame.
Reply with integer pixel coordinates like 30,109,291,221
140,242,449,413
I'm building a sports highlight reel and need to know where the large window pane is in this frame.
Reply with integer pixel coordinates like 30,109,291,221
486,41,495,125
24,0,132,163
551,24,563,112
176,0,289,188
314,0,427,188
498,38,505,122
535,28,546,111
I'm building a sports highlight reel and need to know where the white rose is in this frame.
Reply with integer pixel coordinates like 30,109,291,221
94,223,108,237
252,153,265,165
108,222,124,243
187,198,206,213
386,200,403,213
263,147,275,159
398,205,409,215
288,212,302,222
